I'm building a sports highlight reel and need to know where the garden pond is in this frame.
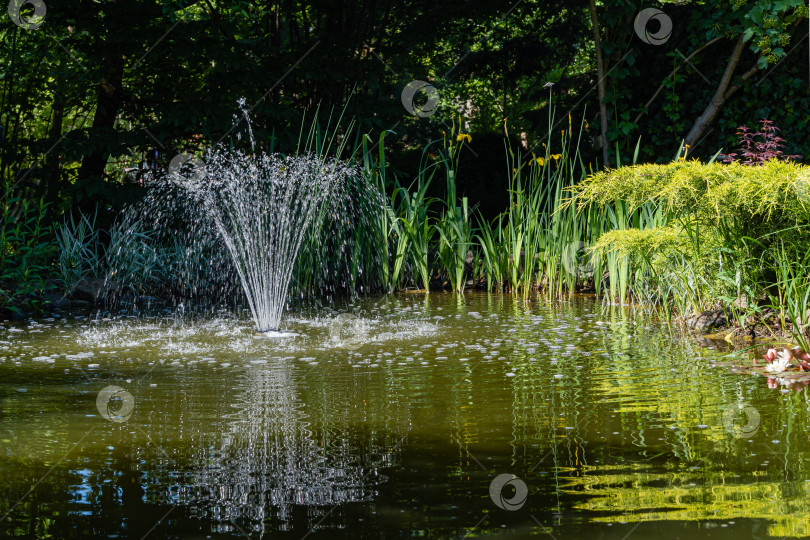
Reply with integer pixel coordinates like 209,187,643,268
1,293,809,538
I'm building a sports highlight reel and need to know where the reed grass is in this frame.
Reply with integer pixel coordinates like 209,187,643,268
352,113,809,344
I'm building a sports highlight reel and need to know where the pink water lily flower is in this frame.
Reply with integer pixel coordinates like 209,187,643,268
765,349,794,374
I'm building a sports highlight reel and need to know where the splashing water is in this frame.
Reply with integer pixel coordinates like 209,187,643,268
170,149,356,332
134,101,386,332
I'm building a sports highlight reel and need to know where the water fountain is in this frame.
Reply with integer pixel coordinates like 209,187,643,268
133,101,387,334
169,149,356,333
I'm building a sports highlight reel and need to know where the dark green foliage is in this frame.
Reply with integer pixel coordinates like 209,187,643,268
0,182,53,312
3,0,809,220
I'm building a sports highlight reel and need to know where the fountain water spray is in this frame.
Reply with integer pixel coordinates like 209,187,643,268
171,149,356,333
135,100,385,331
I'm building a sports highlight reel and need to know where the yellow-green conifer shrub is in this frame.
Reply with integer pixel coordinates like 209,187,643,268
573,160,810,226
569,160,810,324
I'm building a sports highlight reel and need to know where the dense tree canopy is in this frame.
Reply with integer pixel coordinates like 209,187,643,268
2,0,808,215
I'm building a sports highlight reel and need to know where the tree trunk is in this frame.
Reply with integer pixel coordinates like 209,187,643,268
45,93,64,204
633,37,722,125
684,37,746,147
77,52,124,188
588,0,610,168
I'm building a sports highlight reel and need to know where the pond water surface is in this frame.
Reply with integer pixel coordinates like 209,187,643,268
1,293,808,539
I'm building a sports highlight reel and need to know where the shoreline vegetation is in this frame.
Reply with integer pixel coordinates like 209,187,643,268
2,115,809,357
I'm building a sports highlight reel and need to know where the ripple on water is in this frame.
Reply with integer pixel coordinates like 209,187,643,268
0,294,791,539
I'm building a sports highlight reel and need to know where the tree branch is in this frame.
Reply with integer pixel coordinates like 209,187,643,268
684,36,746,147
588,0,610,168
632,37,722,125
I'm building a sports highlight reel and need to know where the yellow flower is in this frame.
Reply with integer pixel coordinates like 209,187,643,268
535,157,545,166
551,154,562,161
456,133,472,143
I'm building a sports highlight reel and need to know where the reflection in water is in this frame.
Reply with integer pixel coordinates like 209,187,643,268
147,363,405,535
563,463,810,538
5,295,810,538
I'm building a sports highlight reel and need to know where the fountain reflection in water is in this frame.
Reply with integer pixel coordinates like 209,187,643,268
156,364,403,535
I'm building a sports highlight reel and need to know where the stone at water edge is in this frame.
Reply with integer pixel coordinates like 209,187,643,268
685,309,727,332
70,277,121,303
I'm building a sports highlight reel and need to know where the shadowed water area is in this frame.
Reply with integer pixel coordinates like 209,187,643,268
1,294,808,538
